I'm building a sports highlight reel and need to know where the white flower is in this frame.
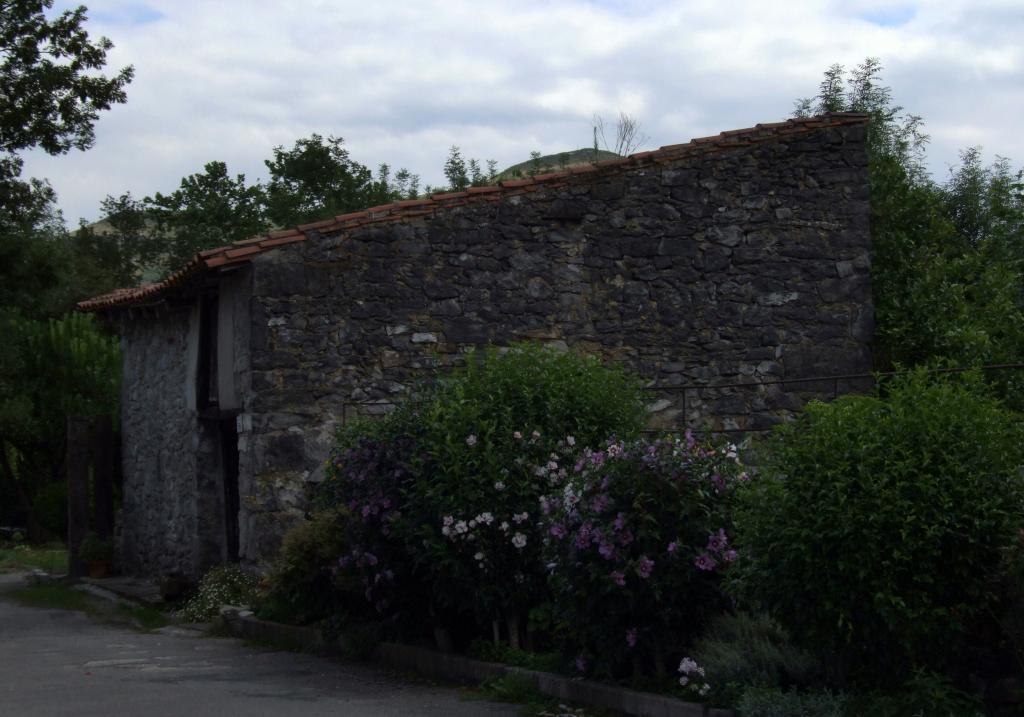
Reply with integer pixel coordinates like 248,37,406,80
513,431,523,439
468,519,477,528
511,532,527,549
441,525,451,537
547,460,558,471
494,480,506,491
532,430,540,439
466,434,477,446
443,515,454,526
454,520,468,534
699,684,710,696
499,521,510,532
679,676,689,687
474,552,484,561
512,512,529,524
477,512,494,525
566,436,576,446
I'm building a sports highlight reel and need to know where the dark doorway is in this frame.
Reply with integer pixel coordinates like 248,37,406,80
219,417,240,562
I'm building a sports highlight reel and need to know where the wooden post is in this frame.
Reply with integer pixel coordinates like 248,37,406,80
66,417,91,578
93,415,115,541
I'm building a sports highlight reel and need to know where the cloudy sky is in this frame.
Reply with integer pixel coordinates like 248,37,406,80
19,0,1024,224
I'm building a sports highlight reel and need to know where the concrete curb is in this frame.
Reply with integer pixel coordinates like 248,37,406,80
219,609,733,717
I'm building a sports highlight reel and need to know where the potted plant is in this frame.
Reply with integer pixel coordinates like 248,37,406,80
79,532,114,578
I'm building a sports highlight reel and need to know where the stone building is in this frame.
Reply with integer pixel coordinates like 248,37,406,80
80,113,873,579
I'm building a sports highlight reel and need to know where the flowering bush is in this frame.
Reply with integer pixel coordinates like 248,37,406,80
180,563,260,622
315,403,427,629
542,432,747,678
315,343,646,645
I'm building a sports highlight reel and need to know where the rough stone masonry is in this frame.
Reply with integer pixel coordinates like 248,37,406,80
90,114,872,578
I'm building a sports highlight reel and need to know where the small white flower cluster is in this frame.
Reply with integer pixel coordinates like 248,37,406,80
441,512,528,551
678,657,710,696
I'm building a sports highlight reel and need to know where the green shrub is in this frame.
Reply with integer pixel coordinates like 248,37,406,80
736,687,848,717
692,612,821,704
180,564,259,622
848,669,984,717
731,370,1024,684
256,509,351,626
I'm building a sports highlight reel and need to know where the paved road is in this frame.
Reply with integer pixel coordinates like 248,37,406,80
0,574,518,717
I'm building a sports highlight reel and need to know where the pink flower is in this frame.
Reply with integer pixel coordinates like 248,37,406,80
707,528,728,553
610,570,626,586
626,628,637,648
513,431,523,440
694,553,717,571
637,555,655,579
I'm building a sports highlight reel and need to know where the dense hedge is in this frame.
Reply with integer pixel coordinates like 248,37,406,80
730,370,1024,685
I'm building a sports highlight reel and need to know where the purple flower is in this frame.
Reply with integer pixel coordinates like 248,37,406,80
626,628,637,649
574,655,588,674
610,570,626,586
590,451,606,467
637,555,655,579
710,473,725,490
667,541,679,554
723,549,738,563
613,513,626,531
618,529,634,547
694,553,717,571
550,523,568,539
590,494,610,513
599,541,616,560
707,529,729,553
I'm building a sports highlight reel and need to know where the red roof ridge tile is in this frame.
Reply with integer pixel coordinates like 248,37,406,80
78,113,868,312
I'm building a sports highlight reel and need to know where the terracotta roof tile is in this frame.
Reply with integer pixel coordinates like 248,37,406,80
78,113,867,312
296,217,338,232
258,235,306,249
224,245,264,260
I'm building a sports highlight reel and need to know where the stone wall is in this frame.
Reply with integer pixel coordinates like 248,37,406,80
238,121,872,564
119,307,201,576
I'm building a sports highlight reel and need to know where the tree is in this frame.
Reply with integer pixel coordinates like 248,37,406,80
70,192,156,294
263,134,374,227
796,59,1024,405
0,0,133,217
592,111,649,156
443,145,469,192
146,161,267,272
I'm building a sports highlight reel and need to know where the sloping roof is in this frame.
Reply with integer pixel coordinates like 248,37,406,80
78,113,867,312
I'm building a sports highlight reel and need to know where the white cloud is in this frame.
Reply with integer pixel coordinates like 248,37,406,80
20,0,1024,223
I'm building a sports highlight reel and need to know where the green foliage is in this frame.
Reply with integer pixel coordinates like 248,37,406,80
145,160,268,272
315,344,645,643
180,563,260,622
0,0,133,217
78,531,113,562
543,434,745,680
692,612,821,704
0,311,119,533
256,509,351,626
731,370,1024,684
468,639,564,673
797,59,1024,387
263,134,418,228
847,670,984,717
735,687,848,717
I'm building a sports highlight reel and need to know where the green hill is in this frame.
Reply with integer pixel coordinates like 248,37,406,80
497,147,621,181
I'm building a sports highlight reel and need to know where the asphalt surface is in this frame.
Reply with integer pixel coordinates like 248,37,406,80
0,573,518,717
